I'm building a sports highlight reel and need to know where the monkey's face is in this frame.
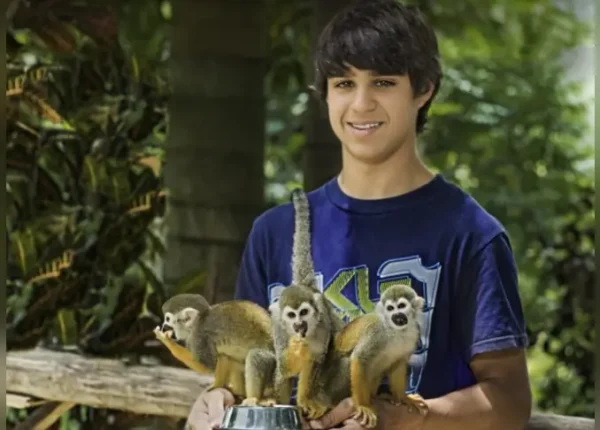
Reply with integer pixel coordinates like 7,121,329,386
279,302,318,338
270,286,322,339
376,293,423,331
161,308,198,343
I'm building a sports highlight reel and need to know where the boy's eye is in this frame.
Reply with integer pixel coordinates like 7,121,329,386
333,80,353,88
374,79,395,87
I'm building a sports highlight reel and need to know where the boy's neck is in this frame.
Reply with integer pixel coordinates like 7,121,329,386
337,144,435,200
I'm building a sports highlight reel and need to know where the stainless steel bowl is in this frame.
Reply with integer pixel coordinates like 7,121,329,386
221,405,302,430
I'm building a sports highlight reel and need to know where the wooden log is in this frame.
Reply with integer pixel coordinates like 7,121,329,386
6,393,49,409
6,347,595,430
6,347,212,418
526,412,594,430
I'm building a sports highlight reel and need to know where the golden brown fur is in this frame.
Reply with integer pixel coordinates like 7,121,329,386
334,284,428,428
157,294,276,403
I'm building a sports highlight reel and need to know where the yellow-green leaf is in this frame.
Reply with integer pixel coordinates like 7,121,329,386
173,270,207,296
9,228,38,277
56,309,78,345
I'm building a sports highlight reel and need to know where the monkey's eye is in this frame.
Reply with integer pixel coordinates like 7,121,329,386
165,315,171,322
386,305,394,311
299,308,309,317
398,302,407,309
287,312,296,319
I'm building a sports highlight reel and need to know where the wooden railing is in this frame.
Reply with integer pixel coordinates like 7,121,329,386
6,348,595,430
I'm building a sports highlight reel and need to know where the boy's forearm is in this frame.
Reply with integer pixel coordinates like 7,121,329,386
420,380,531,430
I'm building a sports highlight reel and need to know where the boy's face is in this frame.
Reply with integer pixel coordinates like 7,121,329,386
326,66,432,165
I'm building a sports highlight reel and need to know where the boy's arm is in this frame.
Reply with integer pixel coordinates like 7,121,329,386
420,232,531,429
416,232,531,430
311,233,532,430
421,347,531,430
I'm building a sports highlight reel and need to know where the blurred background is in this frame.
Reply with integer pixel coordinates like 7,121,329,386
6,0,594,428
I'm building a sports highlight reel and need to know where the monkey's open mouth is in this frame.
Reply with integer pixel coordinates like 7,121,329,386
391,313,408,327
161,323,179,341
293,321,308,337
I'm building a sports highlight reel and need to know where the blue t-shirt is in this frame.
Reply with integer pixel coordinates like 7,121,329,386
234,174,528,399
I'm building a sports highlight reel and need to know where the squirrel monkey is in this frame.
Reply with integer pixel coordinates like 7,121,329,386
269,189,347,419
154,293,276,404
335,284,427,428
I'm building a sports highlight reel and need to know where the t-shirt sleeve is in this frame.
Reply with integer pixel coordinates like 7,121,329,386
457,232,529,361
234,220,269,309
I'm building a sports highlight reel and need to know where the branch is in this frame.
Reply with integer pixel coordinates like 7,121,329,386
526,412,594,430
6,347,595,430
7,347,212,418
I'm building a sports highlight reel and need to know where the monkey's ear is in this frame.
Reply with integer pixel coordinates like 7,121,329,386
180,307,199,327
269,301,280,317
375,300,384,313
312,292,327,311
412,296,425,312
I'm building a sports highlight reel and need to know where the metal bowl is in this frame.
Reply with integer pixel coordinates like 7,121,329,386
221,405,302,430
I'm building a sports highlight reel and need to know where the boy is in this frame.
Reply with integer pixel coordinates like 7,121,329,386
186,1,531,429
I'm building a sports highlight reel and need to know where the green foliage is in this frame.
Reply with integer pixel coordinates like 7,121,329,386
418,0,594,417
264,0,594,418
264,0,312,204
6,0,174,427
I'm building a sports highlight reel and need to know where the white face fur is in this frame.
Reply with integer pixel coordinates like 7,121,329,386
162,308,197,341
280,302,317,338
376,296,416,330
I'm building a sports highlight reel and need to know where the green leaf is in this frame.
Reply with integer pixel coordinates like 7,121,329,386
56,309,78,345
172,270,207,296
9,228,38,277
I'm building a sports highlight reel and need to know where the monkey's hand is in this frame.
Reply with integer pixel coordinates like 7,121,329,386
400,393,428,416
289,336,310,359
353,405,378,429
284,336,310,376
153,327,212,375
298,398,329,420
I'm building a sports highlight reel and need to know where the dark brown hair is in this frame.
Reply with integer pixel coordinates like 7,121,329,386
312,0,443,133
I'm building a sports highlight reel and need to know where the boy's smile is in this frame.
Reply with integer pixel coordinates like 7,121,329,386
347,121,384,137
326,65,432,164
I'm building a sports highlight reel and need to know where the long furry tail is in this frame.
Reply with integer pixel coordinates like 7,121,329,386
290,188,318,291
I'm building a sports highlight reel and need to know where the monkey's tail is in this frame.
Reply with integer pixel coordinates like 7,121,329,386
290,188,318,291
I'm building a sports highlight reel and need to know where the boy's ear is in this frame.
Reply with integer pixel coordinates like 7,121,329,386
416,88,433,108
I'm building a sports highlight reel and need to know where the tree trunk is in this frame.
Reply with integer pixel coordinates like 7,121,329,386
165,0,267,302
302,0,350,191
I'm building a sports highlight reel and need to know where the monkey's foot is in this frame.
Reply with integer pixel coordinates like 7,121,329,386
298,398,328,420
400,393,429,416
241,397,259,407
352,405,378,429
241,397,277,407
258,398,277,407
